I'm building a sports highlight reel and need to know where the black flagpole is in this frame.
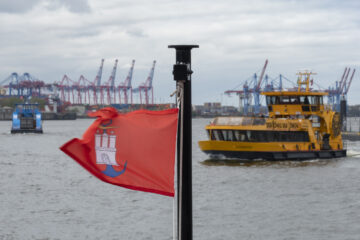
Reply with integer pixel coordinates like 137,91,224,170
169,45,199,240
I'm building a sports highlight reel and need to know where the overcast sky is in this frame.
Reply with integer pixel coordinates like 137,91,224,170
0,0,359,105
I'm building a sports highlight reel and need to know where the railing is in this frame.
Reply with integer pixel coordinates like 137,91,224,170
212,117,266,126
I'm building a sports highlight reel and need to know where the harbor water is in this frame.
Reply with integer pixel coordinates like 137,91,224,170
1,118,360,240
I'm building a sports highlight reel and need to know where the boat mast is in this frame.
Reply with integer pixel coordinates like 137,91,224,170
297,71,316,92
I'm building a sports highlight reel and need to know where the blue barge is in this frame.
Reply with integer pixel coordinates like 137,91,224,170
11,104,43,134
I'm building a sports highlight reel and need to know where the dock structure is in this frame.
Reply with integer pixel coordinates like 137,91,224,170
0,59,158,107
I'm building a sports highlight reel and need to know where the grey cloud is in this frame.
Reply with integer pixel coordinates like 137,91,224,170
126,29,147,38
0,0,91,14
0,0,41,13
0,0,359,105
45,0,91,13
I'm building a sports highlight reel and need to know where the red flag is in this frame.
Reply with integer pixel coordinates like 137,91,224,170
60,107,178,197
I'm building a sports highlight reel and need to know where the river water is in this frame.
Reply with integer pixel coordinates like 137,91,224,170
0,118,360,240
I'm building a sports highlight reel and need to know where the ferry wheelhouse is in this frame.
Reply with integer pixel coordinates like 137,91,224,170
198,72,346,160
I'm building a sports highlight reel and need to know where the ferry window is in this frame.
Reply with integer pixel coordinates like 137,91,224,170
300,96,305,103
219,130,224,141
283,131,310,142
258,131,267,142
309,96,316,105
228,130,237,141
300,96,310,104
302,105,310,111
232,131,310,142
250,131,258,142
280,96,290,104
218,130,224,141
246,131,266,142
235,130,247,141
253,118,266,125
314,96,322,105
208,130,216,140
222,130,229,141
279,132,288,141
266,96,271,105
302,132,310,142
275,96,280,104
234,130,241,141
240,131,247,141
213,130,219,140
313,96,318,105
221,130,234,141
246,131,253,141
290,96,299,104
231,131,238,141
213,130,224,141
299,132,309,141
234,130,245,142
266,131,277,142
271,96,277,104
287,132,297,142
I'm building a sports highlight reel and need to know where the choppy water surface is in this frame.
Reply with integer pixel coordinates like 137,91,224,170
1,118,360,240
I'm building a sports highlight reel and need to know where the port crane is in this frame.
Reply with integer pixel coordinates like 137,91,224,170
225,60,275,115
1,73,20,96
92,59,105,105
118,60,135,105
225,61,293,116
1,72,45,98
101,59,118,105
57,75,75,103
327,67,356,112
253,59,268,114
133,60,156,105
1,59,159,107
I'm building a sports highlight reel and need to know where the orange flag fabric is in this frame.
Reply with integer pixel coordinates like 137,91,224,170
60,107,178,197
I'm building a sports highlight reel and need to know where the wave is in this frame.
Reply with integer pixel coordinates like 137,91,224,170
346,150,360,158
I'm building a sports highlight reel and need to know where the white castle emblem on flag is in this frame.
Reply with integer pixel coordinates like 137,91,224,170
95,130,118,166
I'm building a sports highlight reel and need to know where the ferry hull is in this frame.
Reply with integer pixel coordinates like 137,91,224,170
11,129,43,134
202,149,346,161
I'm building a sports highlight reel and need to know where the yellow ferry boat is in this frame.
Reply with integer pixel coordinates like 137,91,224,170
198,72,346,160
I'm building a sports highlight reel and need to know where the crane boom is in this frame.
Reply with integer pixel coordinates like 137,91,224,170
257,59,268,89
345,69,356,94
94,59,105,86
146,60,156,88
0,72,18,86
107,59,118,87
340,68,351,94
124,60,135,88
339,67,347,90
